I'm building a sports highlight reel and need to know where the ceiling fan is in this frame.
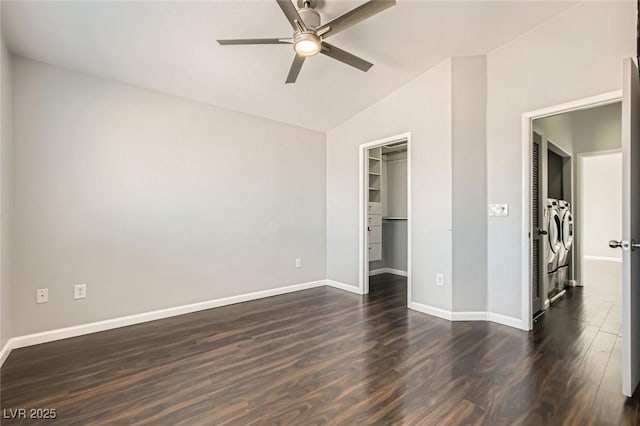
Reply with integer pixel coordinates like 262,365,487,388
217,0,397,84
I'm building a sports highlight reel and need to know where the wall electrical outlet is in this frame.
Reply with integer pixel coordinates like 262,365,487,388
295,258,302,268
74,284,87,300
36,288,48,304
436,273,444,287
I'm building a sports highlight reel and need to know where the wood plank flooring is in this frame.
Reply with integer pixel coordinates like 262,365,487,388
1,274,638,425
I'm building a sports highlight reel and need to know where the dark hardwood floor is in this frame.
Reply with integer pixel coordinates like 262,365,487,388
1,274,637,425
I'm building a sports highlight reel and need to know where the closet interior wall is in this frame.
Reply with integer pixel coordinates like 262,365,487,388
369,146,408,275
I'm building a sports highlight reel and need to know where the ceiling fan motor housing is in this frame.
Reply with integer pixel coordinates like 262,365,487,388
298,7,320,30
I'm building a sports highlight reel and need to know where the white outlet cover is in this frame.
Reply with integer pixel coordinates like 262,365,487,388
74,284,87,299
488,203,509,217
295,258,302,268
36,288,48,304
436,274,444,287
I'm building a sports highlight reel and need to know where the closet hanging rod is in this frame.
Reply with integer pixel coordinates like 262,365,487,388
382,147,407,154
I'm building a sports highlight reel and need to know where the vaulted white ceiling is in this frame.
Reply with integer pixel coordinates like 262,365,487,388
2,1,576,131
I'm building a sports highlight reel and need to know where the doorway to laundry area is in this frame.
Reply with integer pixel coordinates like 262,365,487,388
531,101,622,315
527,97,626,398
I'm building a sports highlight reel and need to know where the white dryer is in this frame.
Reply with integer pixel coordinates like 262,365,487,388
557,200,573,289
546,199,562,297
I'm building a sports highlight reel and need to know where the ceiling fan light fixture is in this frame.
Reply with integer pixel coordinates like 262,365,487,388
217,0,397,83
293,32,321,56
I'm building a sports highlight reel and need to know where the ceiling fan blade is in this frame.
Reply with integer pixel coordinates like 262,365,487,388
286,54,305,84
316,0,396,39
217,38,292,45
276,0,308,32
320,43,373,72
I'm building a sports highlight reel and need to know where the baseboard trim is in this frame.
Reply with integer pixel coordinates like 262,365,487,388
369,268,408,277
408,302,452,321
408,302,526,330
487,312,526,330
584,255,622,263
451,311,488,321
326,280,363,295
5,280,327,359
0,339,13,367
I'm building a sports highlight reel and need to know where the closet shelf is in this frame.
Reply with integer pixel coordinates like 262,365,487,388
383,217,407,220
368,156,381,161
368,172,381,176
369,187,381,191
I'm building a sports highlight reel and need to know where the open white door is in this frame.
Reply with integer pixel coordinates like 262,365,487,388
619,57,640,397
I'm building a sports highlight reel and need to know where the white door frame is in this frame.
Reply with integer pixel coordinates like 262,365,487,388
359,132,411,300
521,91,622,331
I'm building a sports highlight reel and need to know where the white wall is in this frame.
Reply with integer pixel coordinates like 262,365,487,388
0,20,13,348
385,154,408,272
572,102,622,154
377,152,408,273
327,58,452,310
381,220,407,272
11,57,327,336
582,153,622,259
574,103,622,285
370,151,408,273
581,152,623,294
486,1,635,320
386,154,407,218
533,113,573,155
452,56,487,312
574,103,622,284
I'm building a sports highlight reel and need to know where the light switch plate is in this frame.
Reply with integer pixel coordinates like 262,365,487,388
489,203,509,217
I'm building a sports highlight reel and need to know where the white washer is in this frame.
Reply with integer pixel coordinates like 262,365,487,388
546,199,562,271
557,200,573,289
546,199,562,298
